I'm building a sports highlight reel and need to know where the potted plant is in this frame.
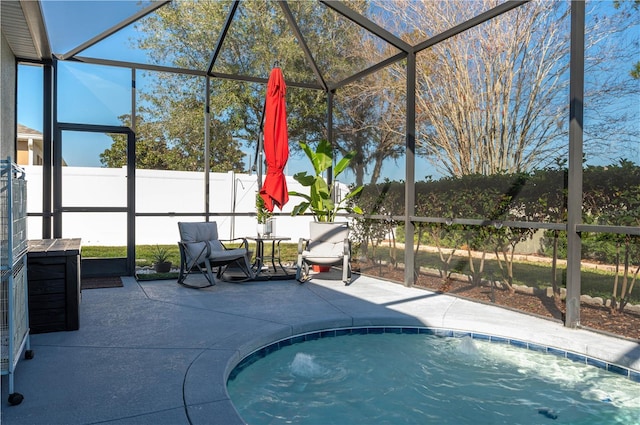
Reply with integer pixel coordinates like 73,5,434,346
289,139,363,272
288,139,363,222
152,245,172,273
256,192,273,237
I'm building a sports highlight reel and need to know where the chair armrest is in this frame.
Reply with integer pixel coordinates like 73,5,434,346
298,238,309,254
220,237,249,251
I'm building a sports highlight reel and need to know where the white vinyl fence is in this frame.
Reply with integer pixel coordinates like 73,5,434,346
23,166,345,246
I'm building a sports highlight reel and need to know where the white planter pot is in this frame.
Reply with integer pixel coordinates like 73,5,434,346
256,219,273,237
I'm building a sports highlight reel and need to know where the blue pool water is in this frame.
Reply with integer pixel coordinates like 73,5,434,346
227,330,640,425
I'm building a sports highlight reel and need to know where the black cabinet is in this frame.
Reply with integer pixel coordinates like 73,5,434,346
27,239,81,333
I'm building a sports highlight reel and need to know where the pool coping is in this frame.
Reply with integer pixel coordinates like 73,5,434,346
229,326,640,383
178,274,640,425
187,318,640,425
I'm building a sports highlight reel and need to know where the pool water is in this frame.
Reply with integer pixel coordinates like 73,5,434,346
227,332,640,425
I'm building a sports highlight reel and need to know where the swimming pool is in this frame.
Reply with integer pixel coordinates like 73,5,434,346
227,327,640,425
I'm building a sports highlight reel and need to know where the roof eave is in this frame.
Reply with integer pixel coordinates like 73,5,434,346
20,0,52,60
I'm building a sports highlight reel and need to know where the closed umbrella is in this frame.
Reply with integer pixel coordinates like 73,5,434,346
259,67,289,212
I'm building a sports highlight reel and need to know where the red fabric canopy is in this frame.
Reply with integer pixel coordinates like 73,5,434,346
259,67,289,212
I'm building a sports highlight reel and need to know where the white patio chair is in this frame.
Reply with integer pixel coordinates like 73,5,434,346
296,222,352,284
177,221,254,288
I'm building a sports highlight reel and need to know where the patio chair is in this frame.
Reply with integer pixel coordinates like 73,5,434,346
177,221,254,288
296,222,352,284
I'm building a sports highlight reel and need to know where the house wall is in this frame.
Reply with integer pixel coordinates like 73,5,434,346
16,139,29,164
1,33,16,161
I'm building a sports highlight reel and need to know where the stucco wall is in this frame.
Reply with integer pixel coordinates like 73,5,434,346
0,33,16,161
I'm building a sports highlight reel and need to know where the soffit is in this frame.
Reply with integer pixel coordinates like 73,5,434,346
1,0,51,60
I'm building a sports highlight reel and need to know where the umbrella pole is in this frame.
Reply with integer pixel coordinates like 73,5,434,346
255,94,267,191
257,131,263,191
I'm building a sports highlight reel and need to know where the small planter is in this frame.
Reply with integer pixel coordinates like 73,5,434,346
312,265,331,272
256,194,274,237
152,245,172,273
154,261,172,273
256,218,274,237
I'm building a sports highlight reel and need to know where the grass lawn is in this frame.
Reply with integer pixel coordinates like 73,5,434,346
369,247,639,304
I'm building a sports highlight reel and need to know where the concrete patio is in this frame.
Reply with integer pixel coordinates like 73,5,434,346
2,271,639,424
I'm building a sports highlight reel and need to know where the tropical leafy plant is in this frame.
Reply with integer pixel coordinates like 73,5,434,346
289,139,363,222
255,192,273,224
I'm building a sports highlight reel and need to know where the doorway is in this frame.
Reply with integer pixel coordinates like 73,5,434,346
54,123,135,277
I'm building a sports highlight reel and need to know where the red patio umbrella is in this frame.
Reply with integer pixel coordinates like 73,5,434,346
259,67,289,212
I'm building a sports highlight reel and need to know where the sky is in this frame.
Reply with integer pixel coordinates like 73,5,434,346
18,61,429,183
17,0,639,183
16,0,441,185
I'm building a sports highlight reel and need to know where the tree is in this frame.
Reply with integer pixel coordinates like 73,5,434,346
284,0,405,186
350,179,403,261
522,162,567,300
371,0,639,178
100,117,174,169
333,65,407,186
100,104,246,172
582,160,640,314
614,0,640,80
414,188,464,284
100,1,247,171
130,0,408,186
103,1,638,183
119,1,365,172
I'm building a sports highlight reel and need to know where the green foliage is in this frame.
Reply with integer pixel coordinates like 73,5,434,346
631,61,640,79
289,139,363,222
541,230,568,258
152,245,171,264
255,192,273,224
350,179,403,259
613,0,640,86
101,110,246,172
82,245,181,266
582,160,640,227
124,0,356,171
358,160,637,234
367,244,640,304
355,162,638,298
99,0,404,184
136,271,179,281
98,0,637,187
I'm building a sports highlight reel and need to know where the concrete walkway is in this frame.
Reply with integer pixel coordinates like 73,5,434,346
2,272,639,424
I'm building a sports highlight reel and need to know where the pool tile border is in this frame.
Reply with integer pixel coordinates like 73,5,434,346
228,326,640,383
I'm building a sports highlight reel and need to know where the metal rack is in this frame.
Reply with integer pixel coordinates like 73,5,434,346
1,158,33,406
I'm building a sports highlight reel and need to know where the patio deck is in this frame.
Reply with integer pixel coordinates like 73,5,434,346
2,271,639,424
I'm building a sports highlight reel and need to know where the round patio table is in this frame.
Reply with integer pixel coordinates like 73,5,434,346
245,236,295,280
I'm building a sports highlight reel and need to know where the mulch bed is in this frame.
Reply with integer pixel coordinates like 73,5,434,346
355,261,640,341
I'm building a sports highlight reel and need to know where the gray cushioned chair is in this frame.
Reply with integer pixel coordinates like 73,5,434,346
178,221,254,288
296,222,351,284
